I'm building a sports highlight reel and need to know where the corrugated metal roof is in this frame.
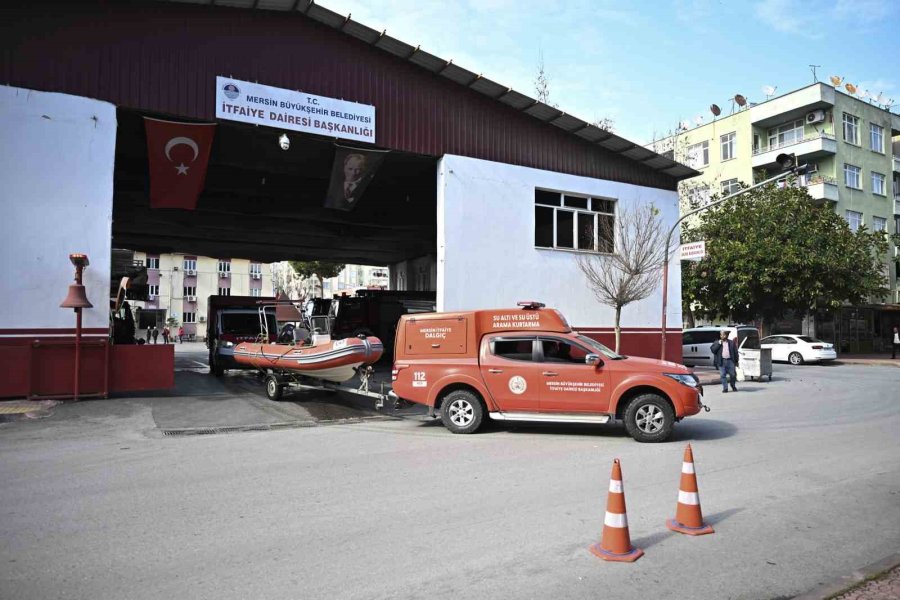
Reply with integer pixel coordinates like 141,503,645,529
156,0,696,181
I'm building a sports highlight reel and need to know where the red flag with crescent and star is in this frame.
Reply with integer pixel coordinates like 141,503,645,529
144,117,216,210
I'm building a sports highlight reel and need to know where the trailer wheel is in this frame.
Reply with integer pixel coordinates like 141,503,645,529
265,375,283,401
440,389,484,434
623,393,674,443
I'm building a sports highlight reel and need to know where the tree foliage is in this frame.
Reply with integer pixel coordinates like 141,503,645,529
682,182,888,327
288,261,345,280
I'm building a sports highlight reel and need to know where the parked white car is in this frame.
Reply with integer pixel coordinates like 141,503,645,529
760,335,837,365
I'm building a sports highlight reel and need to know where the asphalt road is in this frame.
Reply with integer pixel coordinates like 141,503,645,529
0,362,898,600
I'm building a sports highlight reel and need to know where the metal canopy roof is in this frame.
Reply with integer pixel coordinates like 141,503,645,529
161,0,698,181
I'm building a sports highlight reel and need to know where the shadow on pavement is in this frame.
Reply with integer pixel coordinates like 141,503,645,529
630,507,744,550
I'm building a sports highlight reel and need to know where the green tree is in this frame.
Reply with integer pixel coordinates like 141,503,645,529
288,261,345,280
682,182,888,331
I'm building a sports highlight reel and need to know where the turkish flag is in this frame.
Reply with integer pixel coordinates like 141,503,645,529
144,117,216,210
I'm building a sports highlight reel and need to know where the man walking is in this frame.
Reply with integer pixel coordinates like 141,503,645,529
893,326,899,359
151,326,159,345
711,330,739,393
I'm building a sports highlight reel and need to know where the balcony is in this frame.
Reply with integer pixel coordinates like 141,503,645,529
893,156,899,173
752,132,836,170
805,175,839,203
749,83,835,127
895,197,900,215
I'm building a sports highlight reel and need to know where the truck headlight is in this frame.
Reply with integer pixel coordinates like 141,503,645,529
224,341,234,348
664,373,699,388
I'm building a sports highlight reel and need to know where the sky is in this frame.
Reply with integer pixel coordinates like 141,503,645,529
320,0,900,145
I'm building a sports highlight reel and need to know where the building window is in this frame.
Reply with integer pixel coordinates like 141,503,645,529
873,216,886,232
768,120,803,149
218,287,231,296
534,190,615,253
250,263,261,275
842,113,859,145
720,132,736,161
183,312,196,323
217,260,231,274
686,141,709,168
183,286,196,297
872,172,886,196
720,178,741,196
845,210,862,232
895,216,900,235
869,123,884,153
843,164,862,189
183,258,197,272
147,257,159,270
250,288,261,297
148,284,159,297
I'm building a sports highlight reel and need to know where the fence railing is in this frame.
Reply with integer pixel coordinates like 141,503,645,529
752,131,836,156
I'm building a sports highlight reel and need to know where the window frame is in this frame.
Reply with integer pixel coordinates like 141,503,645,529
720,131,736,161
869,123,884,153
249,263,262,275
845,210,863,232
767,120,804,149
250,288,262,297
686,141,710,168
183,285,196,297
536,336,593,364
843,164,862,189
842,113,860,145
489,336,539,362
146,257,159,270
148,284,159,297
873,216,886,232
183,312,196,324
218,287,231,296
534,190,617,254
720,178,741,196
217,260,231,274
871,172,886,196
183,258,197,272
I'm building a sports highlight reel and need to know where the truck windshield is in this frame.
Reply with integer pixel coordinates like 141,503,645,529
575,334,623,359
221,312,276,335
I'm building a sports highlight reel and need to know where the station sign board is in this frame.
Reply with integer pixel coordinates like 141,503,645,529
680,240,706,261
215,76,375,143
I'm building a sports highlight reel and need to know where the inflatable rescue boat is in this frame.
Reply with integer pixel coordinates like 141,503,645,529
233,334,383,382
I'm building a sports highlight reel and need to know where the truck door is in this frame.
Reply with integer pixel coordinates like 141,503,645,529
479,335,542,412
537,337,611,413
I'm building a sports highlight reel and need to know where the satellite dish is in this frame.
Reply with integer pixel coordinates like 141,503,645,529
710,103,721,117
679,120,691,131
762,85,777,98
694,115,704,125
734,94,747,107
845,83,857,94
829,75,843,86
873,92,884,104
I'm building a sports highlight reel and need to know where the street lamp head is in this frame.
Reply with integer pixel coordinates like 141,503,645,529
775,153,796,171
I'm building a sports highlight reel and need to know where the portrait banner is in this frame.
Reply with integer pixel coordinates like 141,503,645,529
324,146,388,211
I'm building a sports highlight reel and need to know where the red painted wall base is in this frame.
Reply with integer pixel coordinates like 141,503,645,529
0,338,174,399
577,329,683,363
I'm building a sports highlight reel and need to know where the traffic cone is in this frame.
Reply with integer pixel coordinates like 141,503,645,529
589,459,644,562
666,443,714,535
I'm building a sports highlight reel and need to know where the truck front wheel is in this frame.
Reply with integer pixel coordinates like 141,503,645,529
624,394,674,443
440,389,484,434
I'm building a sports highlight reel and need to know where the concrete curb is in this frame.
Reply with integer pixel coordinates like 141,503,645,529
792,552,900,600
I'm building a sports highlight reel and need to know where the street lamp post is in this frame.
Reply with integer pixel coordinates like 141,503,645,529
659,154,805,361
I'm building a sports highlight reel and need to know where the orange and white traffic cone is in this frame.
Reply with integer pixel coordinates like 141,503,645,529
666,443,714,535
589,459,644,562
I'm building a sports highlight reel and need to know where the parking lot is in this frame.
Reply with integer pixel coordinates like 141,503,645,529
0,357,898,599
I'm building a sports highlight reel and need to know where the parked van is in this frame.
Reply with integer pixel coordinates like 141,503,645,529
391,302,707,442
681,326,760,367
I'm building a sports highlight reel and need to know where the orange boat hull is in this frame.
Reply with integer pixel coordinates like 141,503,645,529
233,336,383,382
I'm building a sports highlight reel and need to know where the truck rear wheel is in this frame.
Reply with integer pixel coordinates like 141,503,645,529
624,393,674,443
440,389,484,434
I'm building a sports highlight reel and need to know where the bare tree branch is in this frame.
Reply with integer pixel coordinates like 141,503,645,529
576,204,667,352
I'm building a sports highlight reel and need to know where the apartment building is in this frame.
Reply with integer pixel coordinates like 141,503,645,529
653,82,900,352
132,252,274,340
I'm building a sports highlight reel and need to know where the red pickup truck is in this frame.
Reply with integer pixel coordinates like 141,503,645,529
390,302,705,442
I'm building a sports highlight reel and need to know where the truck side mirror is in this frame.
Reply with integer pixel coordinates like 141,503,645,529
585,354,602,366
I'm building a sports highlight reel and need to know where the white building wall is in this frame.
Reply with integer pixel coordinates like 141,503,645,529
0,86,115,331
437,154,682,329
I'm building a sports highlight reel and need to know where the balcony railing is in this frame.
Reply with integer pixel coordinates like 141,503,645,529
753,131,835,155
806,175,837,186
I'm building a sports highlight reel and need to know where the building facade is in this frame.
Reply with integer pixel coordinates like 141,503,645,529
131,252,274,340
653,83,900,353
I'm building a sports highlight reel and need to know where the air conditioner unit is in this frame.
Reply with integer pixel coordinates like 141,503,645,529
199,316,206,322
173,266,179,271
219,271,230,278
185,269,196,276
805,109,826,124
251,273,261,279
187,295,197,302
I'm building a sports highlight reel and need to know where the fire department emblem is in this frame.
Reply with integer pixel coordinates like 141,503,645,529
508,376,527,395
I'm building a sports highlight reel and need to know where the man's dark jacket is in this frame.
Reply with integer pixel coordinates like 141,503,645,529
710,338,739,368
